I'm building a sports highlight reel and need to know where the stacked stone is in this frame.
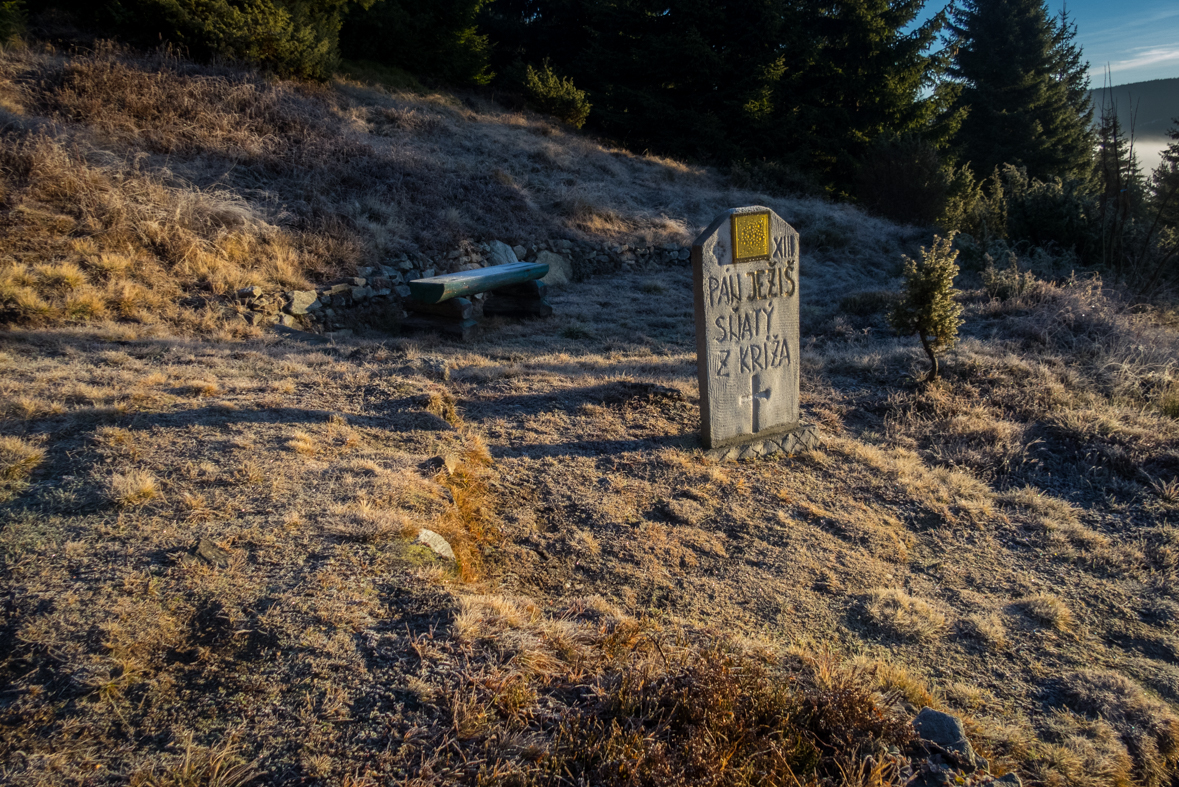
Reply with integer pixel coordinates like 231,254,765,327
556,240,690,277
233,286,292,326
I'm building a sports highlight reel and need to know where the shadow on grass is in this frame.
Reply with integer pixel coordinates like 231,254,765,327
490,432,700,459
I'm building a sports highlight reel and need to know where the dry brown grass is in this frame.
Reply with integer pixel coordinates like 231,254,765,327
862,588,949,641
1,30,1179,787
959,612,1009,648
0,42,908,333
1056,670,1179,787
128,732,260,787
105,469,160,507
0,434,43,480
1017,592,1075,632
284,430,317,456
0,434,44,501
1,292,1176,785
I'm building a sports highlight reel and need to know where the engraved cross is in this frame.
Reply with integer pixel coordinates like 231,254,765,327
739,373,772,433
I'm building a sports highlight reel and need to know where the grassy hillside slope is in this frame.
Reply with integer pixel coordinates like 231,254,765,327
3,42,1179,787
0,43,897,334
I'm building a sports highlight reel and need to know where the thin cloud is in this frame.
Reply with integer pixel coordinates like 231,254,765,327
1103,45,1179,75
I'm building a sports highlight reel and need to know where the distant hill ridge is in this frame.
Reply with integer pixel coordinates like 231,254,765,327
1089,77,1179,140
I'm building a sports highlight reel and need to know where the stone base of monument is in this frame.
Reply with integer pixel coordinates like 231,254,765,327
704,422,820,462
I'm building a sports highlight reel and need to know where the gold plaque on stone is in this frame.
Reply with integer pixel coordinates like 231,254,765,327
731,211,770,263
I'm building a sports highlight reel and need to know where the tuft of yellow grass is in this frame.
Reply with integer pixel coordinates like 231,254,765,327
186,381,222,398
106,470,160,507
325,501,411,543
960,612,1009,648
0,435,45,480
33,261,88,290
286,431,317,456
1017,593,1074,632
862,588,948,641
130,731,260,787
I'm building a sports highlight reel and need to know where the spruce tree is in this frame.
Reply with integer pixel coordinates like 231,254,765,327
53,0,377,79
769,0,959,195
1152,121,1179,232
483,0,955,193
948,0,1093,183
339,0,495,85
1050,7,1095,180
1095,103,1145,272
1141,121,1179,290
889,233,964,381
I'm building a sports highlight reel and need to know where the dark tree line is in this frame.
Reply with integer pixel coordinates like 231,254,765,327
479,0,956,197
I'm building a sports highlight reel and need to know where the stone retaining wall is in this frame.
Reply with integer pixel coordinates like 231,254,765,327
232,238,691,336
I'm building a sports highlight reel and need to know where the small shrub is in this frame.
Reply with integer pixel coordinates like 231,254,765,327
982,252,1041,300
1157,381,1179,419
0,0,24,44
947,165,1096,258
524,61,591,129
101,0,373,80
889,233,964,380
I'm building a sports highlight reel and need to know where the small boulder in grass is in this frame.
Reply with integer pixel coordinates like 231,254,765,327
196,537,232,568
487,241,518,267
237,285,263,300
913,707,987,773
416,529,455,561
416,356,450,382
286,290,319,315
536,250,572,286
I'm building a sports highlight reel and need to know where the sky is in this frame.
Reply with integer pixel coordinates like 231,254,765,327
917,0,1179,86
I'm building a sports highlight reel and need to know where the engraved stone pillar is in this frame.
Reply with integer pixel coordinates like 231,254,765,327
692,206,818,460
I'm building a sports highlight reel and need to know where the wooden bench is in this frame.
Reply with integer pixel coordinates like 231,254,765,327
403,261,553,339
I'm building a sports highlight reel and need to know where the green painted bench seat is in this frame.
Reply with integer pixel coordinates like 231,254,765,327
408,261,549,304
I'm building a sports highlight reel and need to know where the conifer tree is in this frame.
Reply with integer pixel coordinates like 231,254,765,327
1141,121,1179,290
1050,7,1095,180
769,0,960,195
1096,105,1145,217
339,0,495,85
1152,121,1179,232
948,0,1093,183
890,233,963,381
52,0,377,79
0,0,24,42
482,0,955,193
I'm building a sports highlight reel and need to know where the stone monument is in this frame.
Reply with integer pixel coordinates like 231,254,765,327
692,206,818,460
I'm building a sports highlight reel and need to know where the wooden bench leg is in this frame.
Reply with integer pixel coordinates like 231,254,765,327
484,280,553,318
403,297,478,339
